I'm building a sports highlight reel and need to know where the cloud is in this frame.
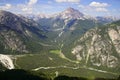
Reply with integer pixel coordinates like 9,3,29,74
28,0,38,5
89,1,109,7
18,0,38,14
78,2,109,13
88,1,109,12
0,4,12,10
18,5,33,14
95,8,108,12
78,5,84,8
21,5,33,13
55,0,80,3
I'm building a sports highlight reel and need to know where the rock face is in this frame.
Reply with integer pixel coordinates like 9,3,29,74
0,54,14,69
0,30,27,53
0,10,46,53
53,7,85,20
0,10,28,53
72,23,120,69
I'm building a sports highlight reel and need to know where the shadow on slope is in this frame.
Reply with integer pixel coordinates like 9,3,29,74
0,69,119,80
0,69,50,80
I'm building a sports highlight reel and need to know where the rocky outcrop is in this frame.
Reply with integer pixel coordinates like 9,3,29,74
0,54,14,69
0,30,28,53
0,10,46,54
72,24,120,68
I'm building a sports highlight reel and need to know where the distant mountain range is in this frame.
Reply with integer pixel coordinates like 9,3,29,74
24,7,118,22
0,7,120,79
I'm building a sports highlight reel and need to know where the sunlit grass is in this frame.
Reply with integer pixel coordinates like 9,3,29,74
50,50,61,55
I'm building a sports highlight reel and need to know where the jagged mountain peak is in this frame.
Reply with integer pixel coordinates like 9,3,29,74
0,10,18,18
63,7,83,14
64,7,77,13
53,7,85,19
0,10,22,22
0,10,38,32
0,10,28,32
0,10,9,14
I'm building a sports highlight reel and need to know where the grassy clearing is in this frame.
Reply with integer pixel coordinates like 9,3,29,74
49,50,79,64
50,50,61,55
37,67,119,80
13,53,120,79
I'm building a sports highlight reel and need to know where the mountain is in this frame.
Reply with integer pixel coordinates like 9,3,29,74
25,7,85,20
34,8,103,46
10,20,120,79
52,7,85,20
71,20,120,72
95,16,117,24
28,7,117,23
0,10,46,54
0,8,120,79
1,21,120,79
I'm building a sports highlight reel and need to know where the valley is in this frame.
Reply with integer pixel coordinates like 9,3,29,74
11,53,120,79
0,6,120,80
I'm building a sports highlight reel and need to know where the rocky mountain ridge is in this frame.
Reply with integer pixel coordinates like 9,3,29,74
72,22,120,70
0,10,46,54
24,7,118,23
52,7,85,20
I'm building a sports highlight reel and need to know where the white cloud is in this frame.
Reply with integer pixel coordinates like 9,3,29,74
21,6,32,13
18,0,38,14
95,8,108,12
0,4,12,10
89,1,109,7
78,2,109,13
28,0,38,5
88,1,109,12
78,5,84,8
18,4,33,14
55,0,80,3
5,4,12,9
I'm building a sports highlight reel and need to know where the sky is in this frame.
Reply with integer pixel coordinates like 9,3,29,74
0,0,120,17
